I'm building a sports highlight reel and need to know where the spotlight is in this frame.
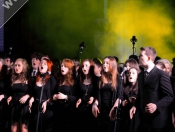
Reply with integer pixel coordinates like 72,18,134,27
130,36,137,45
9,47,12,54
76,42,85,59
79,42,85,54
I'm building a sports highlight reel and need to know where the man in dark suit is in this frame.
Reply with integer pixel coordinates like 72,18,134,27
130,46,174,132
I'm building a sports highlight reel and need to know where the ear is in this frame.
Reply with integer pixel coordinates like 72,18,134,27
148,56,151,61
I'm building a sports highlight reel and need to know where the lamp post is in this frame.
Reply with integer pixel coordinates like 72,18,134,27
130,36,137,55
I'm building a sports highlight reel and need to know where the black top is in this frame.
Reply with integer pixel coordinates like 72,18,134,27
32,75,57,101
55,84,77,104
97,75,122,112
10,83,30,124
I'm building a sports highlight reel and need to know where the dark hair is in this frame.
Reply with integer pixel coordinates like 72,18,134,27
124,58,140,70
92,58,102,67
31,52,42,60
154,56,161,64
3,54,15,63
129,55,139,63
113,56,119,63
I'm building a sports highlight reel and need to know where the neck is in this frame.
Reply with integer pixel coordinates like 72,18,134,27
144,61,155,70
131,81,136,86
96,73,101,77
85,75,88,81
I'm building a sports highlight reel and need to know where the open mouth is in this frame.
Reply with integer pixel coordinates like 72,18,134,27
83,70,86,72
33,62,36,65
41,67,43,69
61,70,64,72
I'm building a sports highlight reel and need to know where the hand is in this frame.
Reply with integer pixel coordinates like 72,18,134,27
122,100,128,106
7,96,12,105
42,101,47,113
172,112,175,127
56,92,67,100
130,106,136,119
92,104,100,118
87,97,94,105
53,94,58,100
109,107,117,121
0,94,5,101
129,97,136,103
19,94,29,104
76,99,82,108
29,97,34,113
145,103,157,114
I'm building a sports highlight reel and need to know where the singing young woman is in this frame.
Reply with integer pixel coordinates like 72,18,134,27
92,56,122,132
52,58,77,132
76,59,96,132
7,58,31,132
29,57,57,132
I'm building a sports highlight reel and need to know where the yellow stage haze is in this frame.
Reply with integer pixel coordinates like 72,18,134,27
98,0,175,63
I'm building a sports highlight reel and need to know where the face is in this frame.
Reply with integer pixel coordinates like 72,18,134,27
39,60,48,74
14,60,23,74
94,64,101,76
0,61,3,71
4,58,11,67
82,61,90,75
127,68,138,84
103,58,110,72
61,63,69,75
125,62,131,71
165,63,171,75
139,50,148,67
31,58,40,70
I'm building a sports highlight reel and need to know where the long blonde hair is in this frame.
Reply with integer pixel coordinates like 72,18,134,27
11,58,28,86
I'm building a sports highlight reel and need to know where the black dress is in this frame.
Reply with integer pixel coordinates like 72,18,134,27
97,76,122,132
121,85,139,132
0,78,6,131
10,83,30,125
53,84,77,132
76,83,96,132
31,75,57,132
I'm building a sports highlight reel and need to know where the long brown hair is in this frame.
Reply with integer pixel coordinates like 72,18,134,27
59,59,75,87
99,56,119,91
11,58,28,86
36,57,53,83
80,59,95,83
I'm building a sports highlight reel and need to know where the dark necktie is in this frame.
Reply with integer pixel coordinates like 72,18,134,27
144,71,149,82
33,71,36,77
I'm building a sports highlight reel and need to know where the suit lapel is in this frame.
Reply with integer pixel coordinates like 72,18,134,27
145,66,156,84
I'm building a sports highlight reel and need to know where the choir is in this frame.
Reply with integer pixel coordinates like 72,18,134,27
0,47,175,132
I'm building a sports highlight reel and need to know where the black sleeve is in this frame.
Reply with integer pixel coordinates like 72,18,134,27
67,81,78,103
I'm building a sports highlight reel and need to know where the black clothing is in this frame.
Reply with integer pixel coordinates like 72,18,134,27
31,75,57,132
10,83,30,125
0,78,7,131
135,66,174,131
121,84,139,132
53,84,77,132
97,75,122,132
76,83,96,132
